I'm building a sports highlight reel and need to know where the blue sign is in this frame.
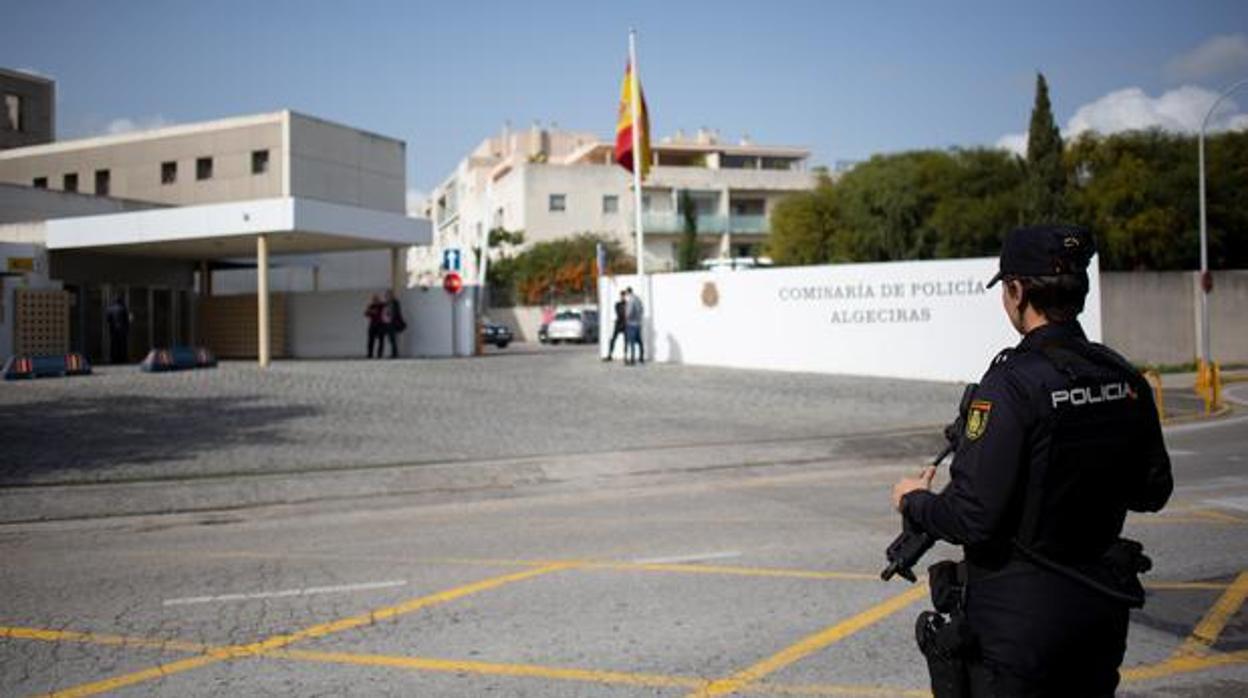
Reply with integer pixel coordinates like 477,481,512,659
442,248,462,272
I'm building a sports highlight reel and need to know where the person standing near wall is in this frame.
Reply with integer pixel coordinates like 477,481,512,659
365,294,383,358
624,287,644,366
105,295,131,364
380,289,405,359
604,290,628,361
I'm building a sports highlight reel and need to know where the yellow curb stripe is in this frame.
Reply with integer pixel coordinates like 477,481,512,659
689,584,929,698
0,626,209,653
1122,648,1248,682
38,564,570,697
1172,570,1248,657
269,648,707,689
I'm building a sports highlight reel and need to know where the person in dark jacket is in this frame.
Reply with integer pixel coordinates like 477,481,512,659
604,291,628,361
380,290,405,359
892,225,1172,696
365,294,384,358
105,295,131,364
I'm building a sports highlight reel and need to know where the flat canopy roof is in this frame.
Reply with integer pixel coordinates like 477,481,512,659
44,197,431,259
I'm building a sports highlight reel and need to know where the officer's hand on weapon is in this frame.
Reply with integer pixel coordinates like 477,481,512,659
892,466,935,512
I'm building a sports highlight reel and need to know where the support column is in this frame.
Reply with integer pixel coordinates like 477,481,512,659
257,234,270,368
390,247,403,294
198,260,209,296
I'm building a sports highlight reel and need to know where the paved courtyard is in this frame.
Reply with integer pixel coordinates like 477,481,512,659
1,351,1246,696
0,345,962,486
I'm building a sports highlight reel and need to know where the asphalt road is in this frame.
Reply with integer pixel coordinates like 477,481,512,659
1,384,1245,696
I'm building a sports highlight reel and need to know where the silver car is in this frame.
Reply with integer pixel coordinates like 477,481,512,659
546,309,599,344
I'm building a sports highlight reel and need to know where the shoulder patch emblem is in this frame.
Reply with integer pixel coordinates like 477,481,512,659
965,400,993,441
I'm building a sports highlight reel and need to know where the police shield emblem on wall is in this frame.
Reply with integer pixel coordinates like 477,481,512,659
965,400,992,440
701,282,719,308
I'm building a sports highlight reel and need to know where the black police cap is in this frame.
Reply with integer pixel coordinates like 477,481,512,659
987,225,1096,288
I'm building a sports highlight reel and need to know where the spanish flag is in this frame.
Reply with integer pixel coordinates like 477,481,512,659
614,61,651,181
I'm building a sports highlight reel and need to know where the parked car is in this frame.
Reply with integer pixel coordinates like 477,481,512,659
482,318,513,349
546,308,599,344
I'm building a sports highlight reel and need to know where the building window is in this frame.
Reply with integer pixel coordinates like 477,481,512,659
251,149,269,175
32,176,47,189
196,157,213,181
3,93,20,131
63,173,78,193
161,161,177,185
549,193,566,212
602,195,619,214
95,169,110,197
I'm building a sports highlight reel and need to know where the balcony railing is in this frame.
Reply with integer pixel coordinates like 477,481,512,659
640,212,768,234
730,214,767,234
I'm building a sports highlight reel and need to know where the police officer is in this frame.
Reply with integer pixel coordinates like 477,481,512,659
891,225,1173,696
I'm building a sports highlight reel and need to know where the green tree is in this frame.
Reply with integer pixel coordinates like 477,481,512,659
1023,73,1069,224
764,174,842,265
677,190,701,271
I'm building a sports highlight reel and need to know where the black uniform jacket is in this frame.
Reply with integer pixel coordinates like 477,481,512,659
901,321,1174,679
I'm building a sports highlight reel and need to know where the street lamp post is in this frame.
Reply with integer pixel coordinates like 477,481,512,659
1197,77,1248,369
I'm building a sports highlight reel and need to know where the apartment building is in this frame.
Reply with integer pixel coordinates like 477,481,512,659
0,101,428,364
0,68,54,151
418,124,818,282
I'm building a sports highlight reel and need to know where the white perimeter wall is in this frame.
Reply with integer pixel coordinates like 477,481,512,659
599,257,1103,384
287,287,476,359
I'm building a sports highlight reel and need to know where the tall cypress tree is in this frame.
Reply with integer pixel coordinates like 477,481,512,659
1024,73,1069,224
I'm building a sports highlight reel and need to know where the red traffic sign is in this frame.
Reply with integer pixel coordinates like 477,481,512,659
443,272,463,295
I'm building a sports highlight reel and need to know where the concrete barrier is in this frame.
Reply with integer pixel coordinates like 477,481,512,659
1100,271,1247,366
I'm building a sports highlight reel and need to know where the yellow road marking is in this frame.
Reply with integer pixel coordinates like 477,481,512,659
688,584,929,698
583,560,877,581
1146,581,1232,591
0,626,208,653
269,648,707,689
1123,648,1248,682
45,654,222,698
134,549,882,582
230,563,572,656
756,682,931,696
1172,570,1248,657
1189,508,1248,524
37,563,570,697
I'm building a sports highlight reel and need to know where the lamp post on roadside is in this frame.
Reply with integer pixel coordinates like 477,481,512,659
1197,77,1248,369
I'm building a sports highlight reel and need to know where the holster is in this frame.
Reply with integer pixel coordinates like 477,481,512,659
1014,537,1151,608
916,561,974,698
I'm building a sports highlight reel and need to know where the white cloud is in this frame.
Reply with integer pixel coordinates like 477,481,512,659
1066,86,1243,137
1165,34,1248,83
995,132,1028,157
406,188,428,216
102,115,172,135
995,85,1248,156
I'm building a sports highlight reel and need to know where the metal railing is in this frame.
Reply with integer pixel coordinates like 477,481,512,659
639,213,769,234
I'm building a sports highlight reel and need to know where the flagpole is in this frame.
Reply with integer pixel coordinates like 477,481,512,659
629,28,645,278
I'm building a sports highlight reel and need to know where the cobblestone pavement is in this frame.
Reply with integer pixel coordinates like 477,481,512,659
0,345,963,485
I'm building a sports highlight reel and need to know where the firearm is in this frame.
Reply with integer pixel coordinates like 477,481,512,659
880,383,978,583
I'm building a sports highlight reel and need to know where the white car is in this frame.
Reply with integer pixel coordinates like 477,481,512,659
545,309,599,344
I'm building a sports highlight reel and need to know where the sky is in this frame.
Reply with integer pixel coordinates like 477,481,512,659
3,1,1247,209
